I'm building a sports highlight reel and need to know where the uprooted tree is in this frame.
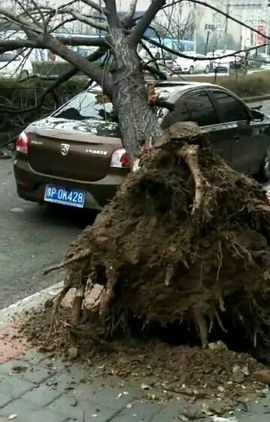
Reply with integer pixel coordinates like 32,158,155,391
3,0,270,352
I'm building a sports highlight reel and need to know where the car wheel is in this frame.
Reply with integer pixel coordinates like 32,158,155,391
189,66,194,74
262,151,270,181
205,65,210,74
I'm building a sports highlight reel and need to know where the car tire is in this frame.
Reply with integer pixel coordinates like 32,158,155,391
189,66,194,74
262,151,270,181
205,65,210,74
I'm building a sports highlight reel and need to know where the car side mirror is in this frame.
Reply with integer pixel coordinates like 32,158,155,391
250,108,264,121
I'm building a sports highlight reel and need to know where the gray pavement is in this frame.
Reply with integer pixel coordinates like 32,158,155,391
0,349,270,422
0,159,94,309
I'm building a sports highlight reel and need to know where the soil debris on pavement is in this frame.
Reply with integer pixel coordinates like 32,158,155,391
21,122,270,416
21,305,269,417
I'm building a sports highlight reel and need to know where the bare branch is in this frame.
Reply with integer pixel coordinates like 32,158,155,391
143,63,167,81
0,36,106,53
67,9,107,31
0,7,43,35
125,0,138,27
1,46,108,116
42,34,113,92
80,0,103,14
129,0,166,46
103,0,120,28
0,39,38,51
38,46,108,108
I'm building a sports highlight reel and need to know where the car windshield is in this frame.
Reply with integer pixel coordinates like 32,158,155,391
53,89,117,122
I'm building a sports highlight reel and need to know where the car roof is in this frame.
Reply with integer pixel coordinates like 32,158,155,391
154,80,222,94
152,81,246,105
86,80,232,102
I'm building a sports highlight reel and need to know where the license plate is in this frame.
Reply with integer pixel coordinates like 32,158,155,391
44,185,85,208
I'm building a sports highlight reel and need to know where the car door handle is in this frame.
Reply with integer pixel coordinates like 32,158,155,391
233,135,240,142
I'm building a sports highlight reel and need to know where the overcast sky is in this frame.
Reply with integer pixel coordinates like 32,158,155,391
114,0,151,11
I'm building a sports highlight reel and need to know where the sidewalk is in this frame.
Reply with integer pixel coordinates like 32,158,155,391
0,286,270,422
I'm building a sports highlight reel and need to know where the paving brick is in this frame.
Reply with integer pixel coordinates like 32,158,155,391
49,392,126,422
0,398,68,422
17,350,47,365
22,385,65,407
111,400,161,421
151,402,185,421
0,360,55,384
20,370,86,407
0,394,12,409
72,380,137,410
0,373,34,408
238,416,270,422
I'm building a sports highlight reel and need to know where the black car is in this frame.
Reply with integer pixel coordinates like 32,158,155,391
159,82,270,180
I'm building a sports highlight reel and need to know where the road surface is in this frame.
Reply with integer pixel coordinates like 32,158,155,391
0,159,95,309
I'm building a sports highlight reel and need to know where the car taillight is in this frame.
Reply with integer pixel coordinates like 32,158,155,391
110,148,129,168
16,131,29,154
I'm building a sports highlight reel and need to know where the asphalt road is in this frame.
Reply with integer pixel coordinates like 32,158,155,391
1,99,270,310
0,159,96,309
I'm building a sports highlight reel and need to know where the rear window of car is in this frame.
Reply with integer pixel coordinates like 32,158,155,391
53,90,117,122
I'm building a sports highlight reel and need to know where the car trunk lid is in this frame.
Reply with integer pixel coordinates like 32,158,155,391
27,118,121,181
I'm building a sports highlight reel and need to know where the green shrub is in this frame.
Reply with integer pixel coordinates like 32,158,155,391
32,62,73,76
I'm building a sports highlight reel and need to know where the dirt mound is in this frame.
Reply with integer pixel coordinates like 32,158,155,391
44,122,270,351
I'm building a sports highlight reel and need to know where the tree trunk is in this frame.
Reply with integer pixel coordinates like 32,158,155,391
112,77,162,162
110,29,162,162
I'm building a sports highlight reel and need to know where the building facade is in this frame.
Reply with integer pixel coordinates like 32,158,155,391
195,0,270,52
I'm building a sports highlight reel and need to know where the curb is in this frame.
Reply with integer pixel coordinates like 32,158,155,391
0,281,63,326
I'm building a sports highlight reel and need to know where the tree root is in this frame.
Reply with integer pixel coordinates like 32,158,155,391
71,277,88,326
42,122,270,351
44,249,92,275
178,144,210,219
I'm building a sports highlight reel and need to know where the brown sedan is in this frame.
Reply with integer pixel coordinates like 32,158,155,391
13,81,270,210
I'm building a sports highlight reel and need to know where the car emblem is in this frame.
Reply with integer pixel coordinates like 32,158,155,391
60,143,70,156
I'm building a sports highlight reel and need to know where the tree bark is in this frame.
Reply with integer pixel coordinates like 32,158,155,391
111,30,162,162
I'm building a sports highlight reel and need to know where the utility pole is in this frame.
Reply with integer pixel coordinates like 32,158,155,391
267,0,270,54
193,2,197,52
225,1,230,35
99,0,102,38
